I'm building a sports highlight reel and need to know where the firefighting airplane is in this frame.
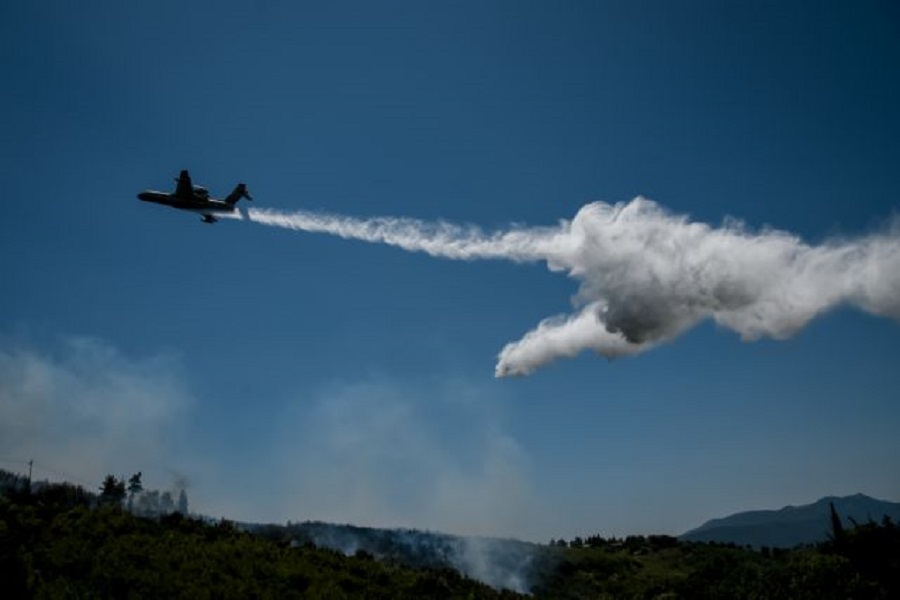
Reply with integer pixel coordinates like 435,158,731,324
137,170,252,223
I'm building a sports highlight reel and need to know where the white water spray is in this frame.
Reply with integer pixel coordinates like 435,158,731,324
244,199,900,377
246,207,563,262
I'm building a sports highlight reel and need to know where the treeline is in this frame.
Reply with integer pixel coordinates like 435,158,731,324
534,509,900,599
0,470,518,599
1,468,190,519
2,468,899,598
98,472,190,518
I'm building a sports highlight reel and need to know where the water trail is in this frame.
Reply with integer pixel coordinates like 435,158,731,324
243,199,900,376
247,207,562,262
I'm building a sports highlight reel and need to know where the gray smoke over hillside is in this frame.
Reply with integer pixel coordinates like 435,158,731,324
267,521,541,593
0,336,192,482
247,198,900,376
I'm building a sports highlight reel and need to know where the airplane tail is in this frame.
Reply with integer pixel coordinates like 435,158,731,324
225,183,253,205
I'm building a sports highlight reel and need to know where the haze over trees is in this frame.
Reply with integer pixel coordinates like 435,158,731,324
94,472,190,519
2,468,899,598
0,470,513,599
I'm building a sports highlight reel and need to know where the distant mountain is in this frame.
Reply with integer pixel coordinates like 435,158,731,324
681,494,900,548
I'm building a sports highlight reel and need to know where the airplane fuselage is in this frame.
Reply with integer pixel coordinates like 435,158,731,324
137,191,237,222
138,191,235,211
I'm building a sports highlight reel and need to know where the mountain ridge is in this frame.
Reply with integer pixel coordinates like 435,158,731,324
681,493,900,548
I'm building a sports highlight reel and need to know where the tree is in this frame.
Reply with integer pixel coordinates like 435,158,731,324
177,489,189,515
127,472,143,511
99,475,126,507
830,502,846,549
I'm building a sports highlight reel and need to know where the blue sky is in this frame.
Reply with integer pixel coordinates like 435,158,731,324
2,1,899,541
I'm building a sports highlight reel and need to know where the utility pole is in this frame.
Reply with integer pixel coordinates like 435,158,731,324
27,459,33,494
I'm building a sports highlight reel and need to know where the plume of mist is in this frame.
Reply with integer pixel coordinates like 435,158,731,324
246,198,900,376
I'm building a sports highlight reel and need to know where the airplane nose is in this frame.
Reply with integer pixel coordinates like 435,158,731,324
137,191,152,201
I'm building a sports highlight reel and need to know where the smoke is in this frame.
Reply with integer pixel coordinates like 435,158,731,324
286,522,539,593
245,198,900,376
0,334,543,543
271,379,537,540
453,535,536,593
0,335,193,485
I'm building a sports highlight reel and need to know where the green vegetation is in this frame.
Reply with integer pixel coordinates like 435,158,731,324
0,473,517,599
535,525,900,599
2,469,898,598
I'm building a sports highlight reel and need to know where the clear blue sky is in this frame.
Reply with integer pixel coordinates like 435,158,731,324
2,0,899,541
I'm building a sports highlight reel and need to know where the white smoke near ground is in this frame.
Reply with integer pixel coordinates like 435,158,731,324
264,378,542,591
0,336,541,590
290,523,539,593
0,335,193,486
245,198,900,376
271,379,537,540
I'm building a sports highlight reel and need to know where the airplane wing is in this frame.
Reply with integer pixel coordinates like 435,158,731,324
174,170,193,199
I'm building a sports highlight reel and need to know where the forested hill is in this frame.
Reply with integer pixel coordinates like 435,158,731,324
681,494,900,548
0,471,519,599
245,520,540,592
3,470,900,598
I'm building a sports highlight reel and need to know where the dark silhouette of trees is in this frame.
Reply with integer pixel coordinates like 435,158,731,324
126,471,142,510
1,468,515,598
5,467,900,599
829,501,846,551
99,474,126,507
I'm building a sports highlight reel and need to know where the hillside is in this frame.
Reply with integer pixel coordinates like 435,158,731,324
3,471,900,598
246,520,540,592
681,494,900,548
0,474,520,599
532,528,900,599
